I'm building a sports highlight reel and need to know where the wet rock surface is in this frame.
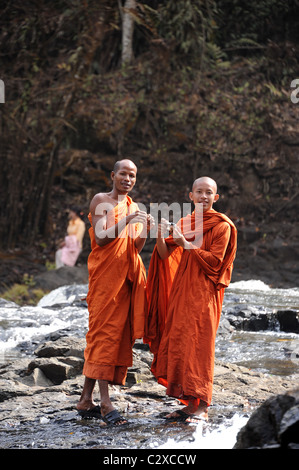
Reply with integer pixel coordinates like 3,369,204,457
224,305,299,333
0,335,298,449
234,388,299,449
0,280,298,449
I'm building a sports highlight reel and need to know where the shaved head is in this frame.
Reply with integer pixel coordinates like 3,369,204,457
190,176,219,212
192,176,217,193
113,159,137,174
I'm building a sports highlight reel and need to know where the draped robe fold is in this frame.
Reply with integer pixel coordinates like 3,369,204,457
83,196,147,385
144,209,237,406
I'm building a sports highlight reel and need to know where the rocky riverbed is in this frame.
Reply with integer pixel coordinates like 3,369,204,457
0,333,298,449
0,275,298,449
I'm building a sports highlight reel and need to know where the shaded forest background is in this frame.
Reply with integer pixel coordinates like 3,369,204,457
0,0,299,293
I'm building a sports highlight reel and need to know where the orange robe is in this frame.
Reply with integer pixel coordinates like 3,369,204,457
83,196,147,385
145,209,237,406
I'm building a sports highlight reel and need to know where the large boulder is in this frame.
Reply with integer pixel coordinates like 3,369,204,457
27,356,84,385
234,388,299,449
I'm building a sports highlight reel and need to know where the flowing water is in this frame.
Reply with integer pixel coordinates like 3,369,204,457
0,279,298,449
218,280,299,377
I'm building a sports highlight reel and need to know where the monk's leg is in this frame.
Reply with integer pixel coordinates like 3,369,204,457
98,380,127,425
98,379,114,416
77,377,97,410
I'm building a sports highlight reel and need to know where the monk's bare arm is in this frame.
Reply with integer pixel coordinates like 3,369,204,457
91,194,142,247
157,219,176,259
157,236,171,259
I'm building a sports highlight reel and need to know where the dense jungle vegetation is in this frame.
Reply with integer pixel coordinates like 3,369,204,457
0,0,299,289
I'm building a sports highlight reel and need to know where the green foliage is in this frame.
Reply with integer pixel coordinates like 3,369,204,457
156,0,218,66
2,283,48,306
0,0,298,251
215,0,299,48
45,261,56,271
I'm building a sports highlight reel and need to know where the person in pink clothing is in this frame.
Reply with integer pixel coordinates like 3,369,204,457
55,207,86,268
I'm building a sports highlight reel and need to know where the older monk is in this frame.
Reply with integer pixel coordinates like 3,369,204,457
77,159,154,425
145,176,237,423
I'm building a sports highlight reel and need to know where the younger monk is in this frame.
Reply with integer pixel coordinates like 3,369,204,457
77,159,154,425
145,176,237,423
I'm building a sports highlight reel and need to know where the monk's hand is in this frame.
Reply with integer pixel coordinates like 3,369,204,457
146,214,155,232
127,210,148,226
172,225,188,248
158,218,172,238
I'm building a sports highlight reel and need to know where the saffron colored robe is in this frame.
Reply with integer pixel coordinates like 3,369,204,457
144,209,237,406
83,196,147,385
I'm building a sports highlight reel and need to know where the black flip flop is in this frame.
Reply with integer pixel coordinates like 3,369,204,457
164,409,190,421
164,409,208,423
102,409,128,426
78,405,102,420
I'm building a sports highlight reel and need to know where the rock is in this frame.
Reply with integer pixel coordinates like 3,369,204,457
0,378,33,402
0,298,18,308
223,305,299,333
0,336,298,448
277,310,299,333
223,305,277,331
28,358,71,384
279,404,299,448
35,337,86,359
22,368,54,387
231,244,299,289
37,283,88,308
126,350,153,386
28,336,85,385
234,388,299,449
34,266,89,292
28,357,83,385
217,316,235,335
212,360,293,409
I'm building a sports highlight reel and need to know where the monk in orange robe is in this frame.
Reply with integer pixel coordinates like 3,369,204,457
145,177,237,423
77,159,154,425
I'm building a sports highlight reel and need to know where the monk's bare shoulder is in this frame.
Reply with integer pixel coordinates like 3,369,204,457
89,192,114,215
90,192,106,207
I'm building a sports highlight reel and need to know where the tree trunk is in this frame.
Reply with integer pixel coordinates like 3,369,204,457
121,0,136,65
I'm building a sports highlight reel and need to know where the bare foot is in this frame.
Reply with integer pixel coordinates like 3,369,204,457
76,399,98,412
185,402,208,423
